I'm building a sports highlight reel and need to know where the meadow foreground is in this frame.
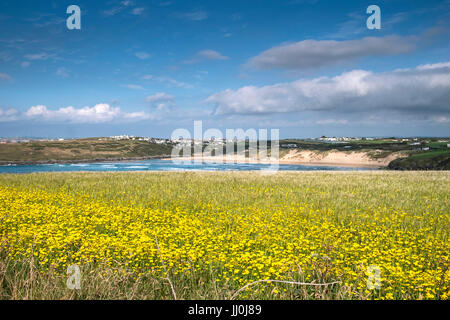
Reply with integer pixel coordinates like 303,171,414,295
0,171,448,300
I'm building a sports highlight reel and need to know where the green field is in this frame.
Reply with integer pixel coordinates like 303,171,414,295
389,150,450,170
0,171,448,300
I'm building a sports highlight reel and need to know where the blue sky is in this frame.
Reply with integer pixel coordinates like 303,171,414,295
0,0,449,138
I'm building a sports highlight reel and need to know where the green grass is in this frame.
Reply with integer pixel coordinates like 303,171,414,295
427,142,449,149
1,171,447,218
389,150,450,170
409,150,450,159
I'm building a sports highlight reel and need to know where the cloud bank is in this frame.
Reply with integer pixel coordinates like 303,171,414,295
207,62,450,120
21,104,151,123
246,35,416,70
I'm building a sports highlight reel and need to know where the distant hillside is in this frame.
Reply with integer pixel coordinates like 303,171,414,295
1,137,449,169
388,150,450,170
0,138,173,164
279,138,450,170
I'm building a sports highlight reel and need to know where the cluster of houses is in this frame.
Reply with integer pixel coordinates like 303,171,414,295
0,138,65,144
318,136,365,142
2,135,449,150
170,137,242,147
109,135,168,144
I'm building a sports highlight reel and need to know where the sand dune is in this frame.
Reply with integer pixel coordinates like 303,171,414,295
166,149,407,168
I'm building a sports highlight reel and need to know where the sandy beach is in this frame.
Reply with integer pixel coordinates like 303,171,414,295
162,149,407,168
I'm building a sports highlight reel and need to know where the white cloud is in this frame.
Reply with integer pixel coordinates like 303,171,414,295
0,52,13,62
122,84,144,90
55,67,70,78
173,10,208,21
0,72,12,81
145,92,174,103
417,62,450,70
25,104,151,123
145,92,175,111
135,51,151,60
326,12,366,39
231,13,243,21
21,61,30,68
158,1,173,7
0,108,19,121
197,50,229,60
183,49,229,64
102,7,122,16
153,76,193,89
33,17,65,28
246,35,416,70
131,7,145,15
434,116,449,123
206,62,450,119
316,119,349,125
24,53,54,61
102,0,134,16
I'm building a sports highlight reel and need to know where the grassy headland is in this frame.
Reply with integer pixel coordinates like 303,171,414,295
388,150,450,170
0,138,173,165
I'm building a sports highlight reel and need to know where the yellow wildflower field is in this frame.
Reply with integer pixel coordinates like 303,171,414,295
0,171,448,300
